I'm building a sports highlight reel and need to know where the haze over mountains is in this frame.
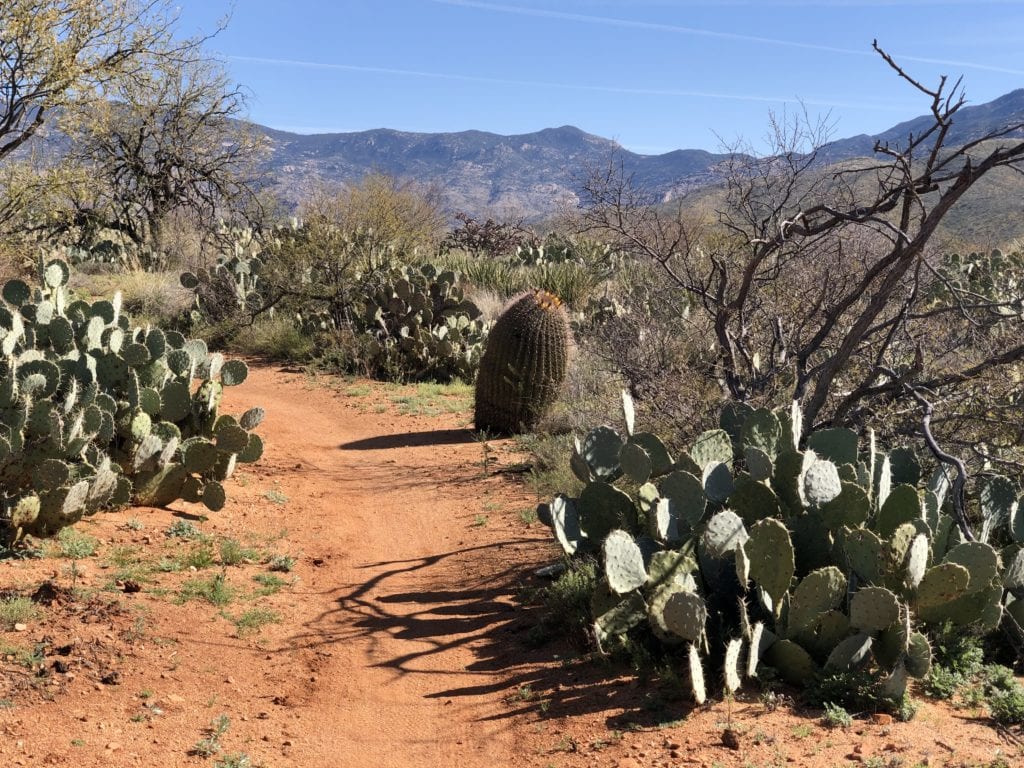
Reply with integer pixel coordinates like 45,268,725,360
258,88,1024,240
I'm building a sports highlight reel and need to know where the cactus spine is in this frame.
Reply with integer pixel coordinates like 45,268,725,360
474,289,571,434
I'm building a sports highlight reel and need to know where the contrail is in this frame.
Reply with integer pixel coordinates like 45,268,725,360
432,0,871,56
581,0,1024,6
226,54,904,111
431,0,1024,75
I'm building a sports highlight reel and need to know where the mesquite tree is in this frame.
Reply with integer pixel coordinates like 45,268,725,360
580,44,1024,467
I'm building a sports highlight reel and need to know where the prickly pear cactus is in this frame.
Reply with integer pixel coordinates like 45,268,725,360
474,289,571,434
536,393,1016,704
361,263,488,382
1,257,265,543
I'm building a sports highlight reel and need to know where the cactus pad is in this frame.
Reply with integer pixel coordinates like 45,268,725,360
888,447,921,487
580,426,624,481
842,527,885,584
850,586,900,631
740,408,782,458
729,476,783,527
743,446,774,482
825,632,873,671
800,455,843,507
915,562,971,609
659,470,707,530
820,482,871,529
905,632,932,678
238,433,264,464
746,518,794,607
202,481,226,511
578,481,635,541
649,498,680,544
690,429,733,471
629,433,673,477
550,495,583,555
702,461,735,503
592,588,646,644
619,442,652,484
943,541,999,592
688,643,707,704
795,610,850,661
875,484,922,538
788,566,847,634
807,427,859,467
764,639,816,686
724,637,744,693
880,661,909,700
702,510,749,558
603,530,648,594
663,591,708,643
1004,548,1024,593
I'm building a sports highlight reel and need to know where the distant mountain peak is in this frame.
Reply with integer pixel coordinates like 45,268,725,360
237,88,1024,238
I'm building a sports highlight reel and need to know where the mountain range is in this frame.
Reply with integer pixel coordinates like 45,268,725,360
256,88,1024,244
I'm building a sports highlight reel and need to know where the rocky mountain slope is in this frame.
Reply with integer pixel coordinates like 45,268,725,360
257,88,1024,234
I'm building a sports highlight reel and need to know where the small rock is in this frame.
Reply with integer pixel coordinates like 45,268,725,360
105,742,122,752
53,660,70,674
871,713,893,726
121,580,141,594
13,623,27,632
100,671,122,686
721,729,741,750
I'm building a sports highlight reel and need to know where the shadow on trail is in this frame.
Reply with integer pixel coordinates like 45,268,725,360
339,429,478,451
289,539,699,730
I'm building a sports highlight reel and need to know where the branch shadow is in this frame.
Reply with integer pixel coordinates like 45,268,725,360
286,539,698,730
339,429,479,451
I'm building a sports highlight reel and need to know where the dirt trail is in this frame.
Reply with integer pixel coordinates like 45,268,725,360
235,366,549,767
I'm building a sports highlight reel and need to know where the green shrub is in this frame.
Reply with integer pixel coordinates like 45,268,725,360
55,527,98,558
0,596,38,629
231,317,315,362
527,559,597,648
821,701,853,728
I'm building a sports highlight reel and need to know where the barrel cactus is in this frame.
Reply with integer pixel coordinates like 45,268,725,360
474,289,571,434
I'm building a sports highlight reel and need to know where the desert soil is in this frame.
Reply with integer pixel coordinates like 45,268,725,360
0,365,1020,767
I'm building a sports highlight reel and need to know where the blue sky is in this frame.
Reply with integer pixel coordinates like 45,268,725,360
174,0,1024,154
